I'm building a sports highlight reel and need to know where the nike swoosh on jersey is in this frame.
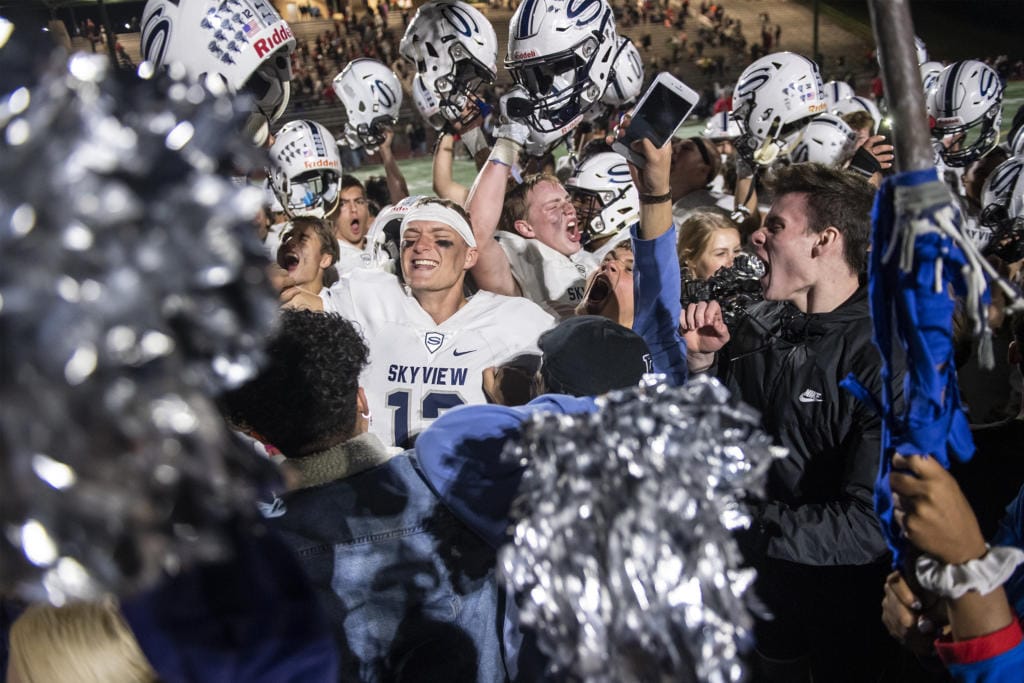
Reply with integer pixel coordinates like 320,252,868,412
798,389,823,403
452,348,477,357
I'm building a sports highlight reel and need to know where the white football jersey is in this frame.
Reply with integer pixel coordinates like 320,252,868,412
334,239,366,276
321,269,554,447
498,231,600,320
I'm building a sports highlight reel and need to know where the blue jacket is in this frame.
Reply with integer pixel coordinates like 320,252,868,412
267,441,505,683
415,394,598,680
631,224,688,387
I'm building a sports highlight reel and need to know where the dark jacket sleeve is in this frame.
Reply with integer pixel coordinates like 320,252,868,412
630,223,687,387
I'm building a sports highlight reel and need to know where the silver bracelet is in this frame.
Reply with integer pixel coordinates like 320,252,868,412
915,545,1024,599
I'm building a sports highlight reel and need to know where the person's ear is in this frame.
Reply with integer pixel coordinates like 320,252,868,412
464,246,479,269
813,226,841,257
355,387,370,433
514,219,535,238
319,252,334,270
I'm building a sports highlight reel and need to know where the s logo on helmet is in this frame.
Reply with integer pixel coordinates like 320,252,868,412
608,163,631,183
736,68,771,98
566,0,602,26
979,69,1000,99
141,7,172,68
442,5,478,38
375,80,396,107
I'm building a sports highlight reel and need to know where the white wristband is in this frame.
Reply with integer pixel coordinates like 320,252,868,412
488,137,521,168
915,545,1024,599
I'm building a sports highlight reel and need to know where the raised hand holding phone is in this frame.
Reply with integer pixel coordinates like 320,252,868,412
611,72,700,168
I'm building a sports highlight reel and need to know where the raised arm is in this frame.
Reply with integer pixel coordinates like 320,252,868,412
377,129,409,202
464,93,531,297
623,131,687,385
431,132,469,204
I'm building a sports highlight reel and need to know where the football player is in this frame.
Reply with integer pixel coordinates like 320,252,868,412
280,198,554,448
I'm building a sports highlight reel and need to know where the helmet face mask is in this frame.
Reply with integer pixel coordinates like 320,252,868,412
506,0,618,134
928,60,1003,167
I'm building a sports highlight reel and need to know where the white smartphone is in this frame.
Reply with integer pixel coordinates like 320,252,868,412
612,72,700,168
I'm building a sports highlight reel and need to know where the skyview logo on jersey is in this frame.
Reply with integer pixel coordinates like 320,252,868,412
424,331,445,353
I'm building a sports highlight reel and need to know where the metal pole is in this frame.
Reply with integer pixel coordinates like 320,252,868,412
866,0,934,173
95,0,119,66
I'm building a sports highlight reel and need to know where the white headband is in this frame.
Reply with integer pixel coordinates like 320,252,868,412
400,203,477,248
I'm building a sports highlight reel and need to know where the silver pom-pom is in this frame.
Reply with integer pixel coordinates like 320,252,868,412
500,376,786,682
0,47,277,603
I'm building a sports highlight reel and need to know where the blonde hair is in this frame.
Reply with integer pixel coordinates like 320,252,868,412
676,208,740,272
8,600,157,683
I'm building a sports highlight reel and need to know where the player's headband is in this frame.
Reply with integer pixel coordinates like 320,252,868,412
400,202,477,248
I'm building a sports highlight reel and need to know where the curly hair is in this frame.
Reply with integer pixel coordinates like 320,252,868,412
765,163,874,274
221,310,369,457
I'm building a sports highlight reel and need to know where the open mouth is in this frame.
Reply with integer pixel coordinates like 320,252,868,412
566,219,581,243
582,272,613,314
349,220,362,237
278,251,300,271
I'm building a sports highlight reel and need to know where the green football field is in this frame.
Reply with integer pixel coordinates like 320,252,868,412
351,80,1024,197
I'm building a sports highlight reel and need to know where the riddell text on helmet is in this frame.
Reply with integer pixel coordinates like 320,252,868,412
253,24,294,58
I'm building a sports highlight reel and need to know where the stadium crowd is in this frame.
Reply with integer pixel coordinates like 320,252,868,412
5,0,1024,682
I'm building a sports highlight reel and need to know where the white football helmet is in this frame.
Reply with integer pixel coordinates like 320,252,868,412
141,0,295,144
831,95,882,134
1010,126,1024,157
927,60,1003,167
822,80,855,108
979,156,1024,261
268,120,343,219
411,73,447,131
788,113,858,167
361,195,426,273
920,61,944,95
702,111,741,141
399,0,498,128
333,58,402,152
506,0,619,133
732,52,827,166
565,151,639,243
601,36,644,108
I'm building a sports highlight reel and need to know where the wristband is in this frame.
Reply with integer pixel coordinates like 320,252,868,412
459,127,489,157
915,545,1024,599
488,136,521,168
639,191,672,204
849,145,883,177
